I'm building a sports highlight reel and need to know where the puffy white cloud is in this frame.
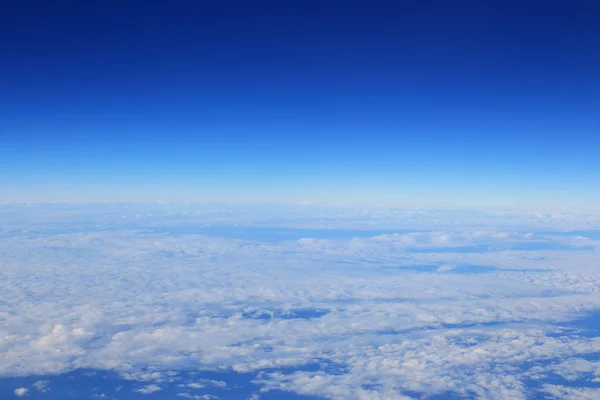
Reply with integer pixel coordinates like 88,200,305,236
186,380,226,390
135,384,162,394
178,394,219,400
541,384,600,400
1,204,600,399
13,388,28,397
548,358,600,381
32,380,50,392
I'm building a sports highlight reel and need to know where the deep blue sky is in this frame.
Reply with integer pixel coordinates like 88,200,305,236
1,1,599,207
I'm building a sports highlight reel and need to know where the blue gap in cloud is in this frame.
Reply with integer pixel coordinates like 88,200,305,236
547,310,600,339
521,353,600,399
374,320,507,336
0,368,326,400
270,360,349,376
241,308,330,320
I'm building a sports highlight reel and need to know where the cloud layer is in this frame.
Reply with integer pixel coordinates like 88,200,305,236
1,204,600,399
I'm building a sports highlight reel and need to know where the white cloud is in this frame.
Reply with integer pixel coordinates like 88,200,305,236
178,394,220,400
1,205,600,399
135,384,162,394
436,264,455,272
541,384,600,400
14,388,28,397
187,380,226,390
547,358,600,381
32,380,50,392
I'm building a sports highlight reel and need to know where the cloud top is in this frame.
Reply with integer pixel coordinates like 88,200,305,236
1,205,600,399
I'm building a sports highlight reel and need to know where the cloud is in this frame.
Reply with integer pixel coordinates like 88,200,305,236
436,263,455,272
187,380,226,390
32,380,50,392
13,388,28,397
547,358,600,381
541,384,600,400
134,384,162,394
1,204,600,399
178,394,219,400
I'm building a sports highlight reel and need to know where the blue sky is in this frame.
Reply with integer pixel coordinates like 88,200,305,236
1,1,599,207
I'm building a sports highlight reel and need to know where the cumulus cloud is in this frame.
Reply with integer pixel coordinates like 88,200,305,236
541,384,600,400
187,380,226,389
33,380,50,392
548,358,600,381
135,384,162,394
14,388,28,397
1,204,600,399
178,394,220,400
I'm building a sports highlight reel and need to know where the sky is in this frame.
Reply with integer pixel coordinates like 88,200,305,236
1,1,599,207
